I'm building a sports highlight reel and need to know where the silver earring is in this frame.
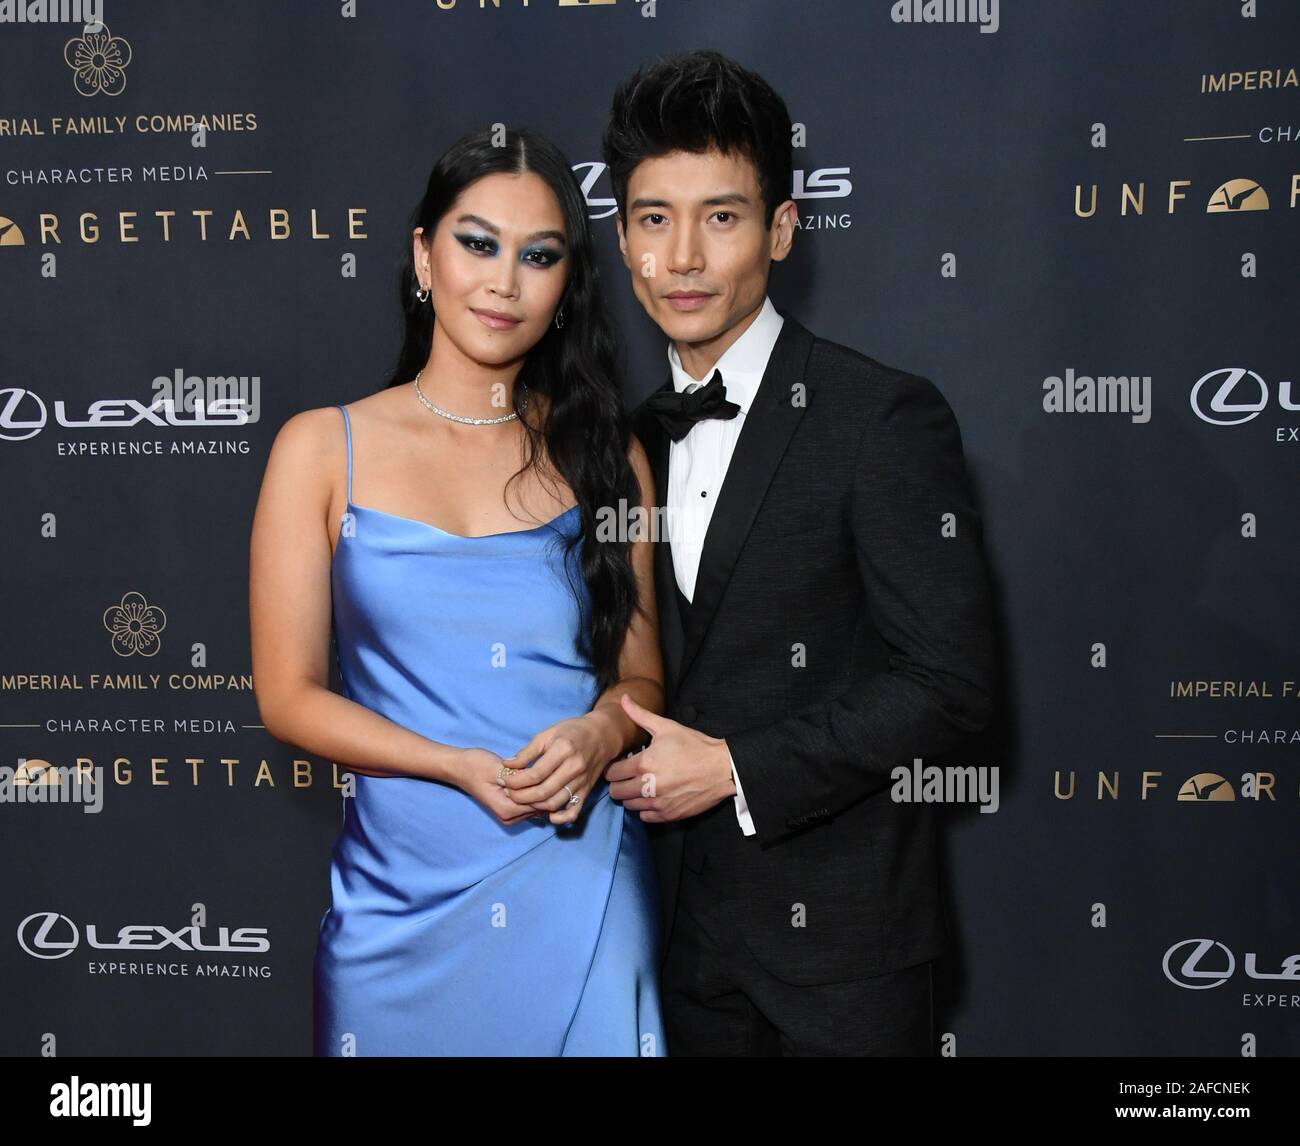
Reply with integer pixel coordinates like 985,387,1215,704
554,308,565,330
416,283,430,303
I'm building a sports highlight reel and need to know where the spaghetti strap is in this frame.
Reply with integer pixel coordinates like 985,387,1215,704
337,404,353,504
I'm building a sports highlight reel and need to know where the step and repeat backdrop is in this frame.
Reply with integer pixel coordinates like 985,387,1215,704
1,1,1296,1056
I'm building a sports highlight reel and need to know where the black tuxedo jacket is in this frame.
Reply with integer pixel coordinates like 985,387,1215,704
628,311,997,986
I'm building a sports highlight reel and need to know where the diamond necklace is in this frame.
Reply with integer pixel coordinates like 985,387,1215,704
413,369,527,426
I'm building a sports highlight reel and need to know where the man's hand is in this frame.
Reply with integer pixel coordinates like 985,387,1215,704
604,693,735,823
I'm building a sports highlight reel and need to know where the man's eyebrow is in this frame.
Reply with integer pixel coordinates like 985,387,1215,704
454,214,567,244
629,192,754,210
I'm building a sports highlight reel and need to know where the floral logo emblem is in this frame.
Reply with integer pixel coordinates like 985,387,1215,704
103,591,167,657
64,24,132,98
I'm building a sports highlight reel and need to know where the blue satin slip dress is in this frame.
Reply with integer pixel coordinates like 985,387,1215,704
313,403,666,1056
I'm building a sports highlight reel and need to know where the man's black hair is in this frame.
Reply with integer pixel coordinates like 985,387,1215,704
602,49,794,229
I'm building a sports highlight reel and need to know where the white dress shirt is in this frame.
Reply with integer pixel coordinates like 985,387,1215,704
665,295,785,837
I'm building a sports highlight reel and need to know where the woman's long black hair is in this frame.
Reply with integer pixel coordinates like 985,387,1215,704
386,126,641,696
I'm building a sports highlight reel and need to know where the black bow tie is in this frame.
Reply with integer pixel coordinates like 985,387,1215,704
644,369,741,442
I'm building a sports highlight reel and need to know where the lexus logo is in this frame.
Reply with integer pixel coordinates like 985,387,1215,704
1162,937,1300,989
573,162,618,221
15,910,271,958
1190,367,1297,426
0,388,47,442
1163,937,1234,989
17,912,79,960
0,385,256,442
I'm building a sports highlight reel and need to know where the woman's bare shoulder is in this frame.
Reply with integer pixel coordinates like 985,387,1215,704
269,389,407,492
257,404,355,520
340,385,414,430
271,403,347,459
274,386,402,448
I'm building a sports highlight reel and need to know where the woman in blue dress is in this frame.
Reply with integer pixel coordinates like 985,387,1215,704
249,127,667,1056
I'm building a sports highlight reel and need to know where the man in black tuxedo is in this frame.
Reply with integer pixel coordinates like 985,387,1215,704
601,50,997,1056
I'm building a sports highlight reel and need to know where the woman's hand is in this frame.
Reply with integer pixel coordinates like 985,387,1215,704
498,715,616,827
450,747,550,826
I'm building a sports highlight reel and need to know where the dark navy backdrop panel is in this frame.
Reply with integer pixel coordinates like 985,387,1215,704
1,0,1295,1055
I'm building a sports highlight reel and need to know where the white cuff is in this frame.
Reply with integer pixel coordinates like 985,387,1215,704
728,748,756,836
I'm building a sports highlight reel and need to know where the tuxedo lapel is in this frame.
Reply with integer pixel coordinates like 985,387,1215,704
676,314,816,690
638,383,686,695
